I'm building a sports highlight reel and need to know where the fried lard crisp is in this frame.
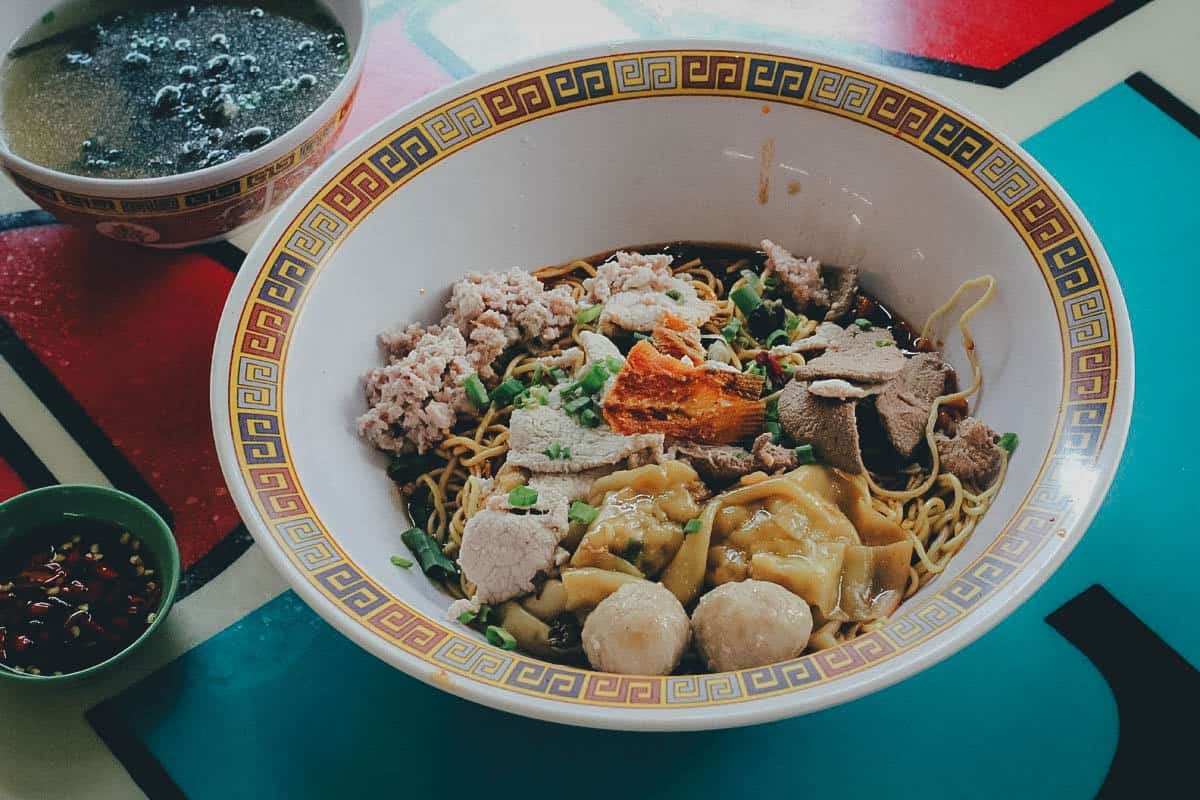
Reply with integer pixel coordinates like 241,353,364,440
603,329,765,444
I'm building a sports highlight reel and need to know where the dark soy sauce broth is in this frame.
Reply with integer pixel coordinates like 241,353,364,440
0,520,163,675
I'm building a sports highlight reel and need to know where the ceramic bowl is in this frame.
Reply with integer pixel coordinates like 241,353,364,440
0,0,368,248
210,41,1133,730
0,484,180,684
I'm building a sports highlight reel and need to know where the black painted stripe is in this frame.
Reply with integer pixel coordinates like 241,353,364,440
86,701,188,800
0,316,173,525
1046,584,1198,798
1126,71,1200,139
194,239,246,273
843,0,1153,88
0,411,56,490
178,523,254,600
979,0,1154,87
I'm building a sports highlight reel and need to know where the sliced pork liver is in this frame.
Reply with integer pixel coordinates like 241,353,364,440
791,325,906,384
875,353,955,458
777,380,865,474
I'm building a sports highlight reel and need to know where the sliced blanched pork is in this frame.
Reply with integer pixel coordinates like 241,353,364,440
506,405,664,474
458,490,569,604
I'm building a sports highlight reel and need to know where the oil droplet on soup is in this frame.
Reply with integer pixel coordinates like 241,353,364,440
0,1,348,179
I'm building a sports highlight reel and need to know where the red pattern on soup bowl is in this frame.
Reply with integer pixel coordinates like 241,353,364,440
0,0,368,248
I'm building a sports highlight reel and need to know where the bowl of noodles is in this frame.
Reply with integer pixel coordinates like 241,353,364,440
210,40,1133,729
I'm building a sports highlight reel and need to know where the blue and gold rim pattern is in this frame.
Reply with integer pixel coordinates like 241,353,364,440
225,50,1119,707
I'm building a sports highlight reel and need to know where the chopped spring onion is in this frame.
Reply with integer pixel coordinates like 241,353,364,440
491,377,525,406
739,269,762,292
400,527,459,581
633,332,650,342
731,284,762,316
564,395,592,414
765,420,783,443
508,486,539,507
683,518,703,535
794,444,816,465
999,432,1019,453
744,362,767,378
486,625,517,650
543,442,571,460
764,398,779,423
765,329,790,348
854,318,872,330
875,339,895,348
576,304,603,325
459,603,492,624
579,363,609,394
762,273,780,294
665,289,683,302
463,374,489,409
785,313,800,332
550,368,570,384
579,407,601,428
604,355,624,373
569,501,600,526
517,385,550,408
390,555,413,569
722,318,742,343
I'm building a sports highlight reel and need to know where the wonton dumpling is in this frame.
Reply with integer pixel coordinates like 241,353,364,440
572,461,704,578
705,466,911,621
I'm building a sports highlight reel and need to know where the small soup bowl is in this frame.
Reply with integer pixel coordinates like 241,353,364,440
0,0,368,248
0,485,180,684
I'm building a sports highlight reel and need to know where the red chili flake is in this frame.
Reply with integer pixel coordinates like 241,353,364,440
755,351,787,387
25,602,53,617
92,564,119,581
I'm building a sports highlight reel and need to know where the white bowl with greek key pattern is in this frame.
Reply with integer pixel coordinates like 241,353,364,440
210,40,1132,729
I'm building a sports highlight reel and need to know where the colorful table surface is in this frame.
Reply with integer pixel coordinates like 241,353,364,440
1,2,1197,798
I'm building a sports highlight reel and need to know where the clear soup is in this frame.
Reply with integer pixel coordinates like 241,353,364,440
0,0,348,180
